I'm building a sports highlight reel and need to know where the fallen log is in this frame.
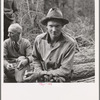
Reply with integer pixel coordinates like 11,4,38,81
71,76,95,83
71,62,95,81
74,46,95,64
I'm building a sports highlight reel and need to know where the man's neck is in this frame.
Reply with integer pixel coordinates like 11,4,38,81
50,34,62,43
50,37,58,43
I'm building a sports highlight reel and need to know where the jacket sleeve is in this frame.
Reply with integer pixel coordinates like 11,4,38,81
47,42,76,77
28,37,43,72
4,41,9,67
12,0,18,13
12,0,18,22
25,40,32,57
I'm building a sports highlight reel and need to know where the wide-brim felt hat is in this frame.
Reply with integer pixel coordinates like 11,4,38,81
40,7,69,26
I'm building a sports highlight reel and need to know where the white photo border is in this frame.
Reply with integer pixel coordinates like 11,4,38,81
1,0,99,100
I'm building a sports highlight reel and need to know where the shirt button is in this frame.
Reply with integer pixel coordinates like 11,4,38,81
49,58,51,61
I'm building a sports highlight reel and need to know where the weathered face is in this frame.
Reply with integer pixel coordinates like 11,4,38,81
8,28,20,41
46,20,63,39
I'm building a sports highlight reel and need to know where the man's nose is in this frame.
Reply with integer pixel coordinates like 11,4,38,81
52,27,56,32
8,32,12,37
8,32,10,37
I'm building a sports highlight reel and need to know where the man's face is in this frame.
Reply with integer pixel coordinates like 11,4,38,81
8,28,20,41
46,20,63,39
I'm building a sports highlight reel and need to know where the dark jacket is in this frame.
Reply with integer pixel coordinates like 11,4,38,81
4,0,18,21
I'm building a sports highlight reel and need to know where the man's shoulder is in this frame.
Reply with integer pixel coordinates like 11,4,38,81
62,33,79,52
63,33,76,44
35,32,47,41
21,38,30,43
4,38,11,44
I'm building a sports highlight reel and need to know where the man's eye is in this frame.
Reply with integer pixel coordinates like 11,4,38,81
50,25,53,27
9,32,14,34
56,25,60,28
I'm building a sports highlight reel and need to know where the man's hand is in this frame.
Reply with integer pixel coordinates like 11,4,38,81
17,59,28,70
6,63,15,75
50,76,66,82
16,56,26,62
6,63,14,70
43,74,53,82
23,71,40,82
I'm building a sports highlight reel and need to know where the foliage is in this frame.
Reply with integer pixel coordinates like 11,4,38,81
63,16,94,46
16,0,95,46
17,0,45,45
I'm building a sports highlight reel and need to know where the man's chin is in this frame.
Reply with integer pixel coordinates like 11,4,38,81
10,38,15,41
52,34,60,38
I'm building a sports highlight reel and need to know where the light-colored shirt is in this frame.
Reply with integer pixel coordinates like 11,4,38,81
31,32,77,78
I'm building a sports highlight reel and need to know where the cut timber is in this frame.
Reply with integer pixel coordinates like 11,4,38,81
71,76,95,83
72,62,95,81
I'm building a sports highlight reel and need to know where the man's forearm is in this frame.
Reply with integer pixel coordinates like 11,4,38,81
26,56,33,63
46,67,72,77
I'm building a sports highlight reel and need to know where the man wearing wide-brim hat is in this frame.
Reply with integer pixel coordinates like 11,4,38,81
23,7,77,82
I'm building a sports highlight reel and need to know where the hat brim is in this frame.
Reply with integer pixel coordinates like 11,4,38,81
40,17,69,26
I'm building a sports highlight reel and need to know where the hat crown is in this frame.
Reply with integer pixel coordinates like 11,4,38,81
46,7,63,18
40,7,69,25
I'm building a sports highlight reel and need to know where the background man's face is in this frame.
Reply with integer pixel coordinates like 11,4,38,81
8,28,20,41
46,20,63,39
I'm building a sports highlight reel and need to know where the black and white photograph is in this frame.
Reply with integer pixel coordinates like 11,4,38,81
3,0,96,83
1,0,99,100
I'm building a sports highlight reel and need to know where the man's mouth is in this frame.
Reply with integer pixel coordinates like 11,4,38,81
52,32,57,35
